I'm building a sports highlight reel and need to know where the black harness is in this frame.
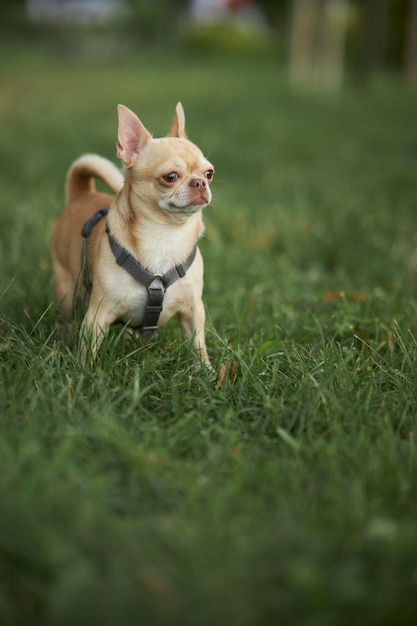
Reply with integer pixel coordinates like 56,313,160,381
81,208,197,336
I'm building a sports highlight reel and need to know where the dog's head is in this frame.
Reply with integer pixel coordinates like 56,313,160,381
117,103,214,220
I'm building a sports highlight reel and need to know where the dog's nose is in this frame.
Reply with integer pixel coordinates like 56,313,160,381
189,177,206,189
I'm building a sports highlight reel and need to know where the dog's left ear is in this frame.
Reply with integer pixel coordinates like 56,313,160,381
117,104,152,166
166,102,186,138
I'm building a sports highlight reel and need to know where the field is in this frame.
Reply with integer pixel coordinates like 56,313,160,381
1,39,417,625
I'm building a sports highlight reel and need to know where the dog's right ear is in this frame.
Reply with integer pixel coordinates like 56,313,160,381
117,105,152,166
166,102,186,138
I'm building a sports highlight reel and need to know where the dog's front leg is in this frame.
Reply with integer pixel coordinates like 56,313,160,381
178,300,211,370
79,299,113,364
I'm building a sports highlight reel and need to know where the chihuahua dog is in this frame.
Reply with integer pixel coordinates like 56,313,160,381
50,103,214,367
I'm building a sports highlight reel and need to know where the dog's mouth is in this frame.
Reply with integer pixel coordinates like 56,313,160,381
167,194,210,212
167,201,206,213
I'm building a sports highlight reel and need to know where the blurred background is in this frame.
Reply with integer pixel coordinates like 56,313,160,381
1,0,416,92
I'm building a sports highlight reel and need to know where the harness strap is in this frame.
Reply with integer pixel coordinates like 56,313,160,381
81,207,109,293
106,226,197,290
106,225,197,335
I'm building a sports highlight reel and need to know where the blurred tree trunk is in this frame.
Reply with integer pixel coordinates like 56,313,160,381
359,0,389,84
316,0,349,92
289,0,349,93
405,0,417,87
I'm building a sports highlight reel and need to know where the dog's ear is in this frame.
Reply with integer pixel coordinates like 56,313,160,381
117,105,152,166
166,102,186,138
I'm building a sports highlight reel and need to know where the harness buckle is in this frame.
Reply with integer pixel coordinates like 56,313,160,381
150,274,166,290
140,325,159,336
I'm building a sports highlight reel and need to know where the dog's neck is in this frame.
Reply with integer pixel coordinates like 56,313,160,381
107,186,204,275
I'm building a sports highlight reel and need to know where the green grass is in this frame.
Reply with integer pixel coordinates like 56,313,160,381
1,40,417,625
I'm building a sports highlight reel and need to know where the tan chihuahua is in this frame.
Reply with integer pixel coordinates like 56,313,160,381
50,103,214,367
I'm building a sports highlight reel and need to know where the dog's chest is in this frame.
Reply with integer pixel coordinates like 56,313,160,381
133,221,200,275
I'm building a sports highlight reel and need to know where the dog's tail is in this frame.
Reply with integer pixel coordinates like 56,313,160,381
65,154,124,203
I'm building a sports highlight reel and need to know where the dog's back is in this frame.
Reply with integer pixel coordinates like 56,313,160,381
50,154,123,318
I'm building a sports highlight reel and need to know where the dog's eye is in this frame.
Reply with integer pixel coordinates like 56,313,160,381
205,170,214,181
162,172,178,184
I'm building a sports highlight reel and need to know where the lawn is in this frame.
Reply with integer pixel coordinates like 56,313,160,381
1,39,417,625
